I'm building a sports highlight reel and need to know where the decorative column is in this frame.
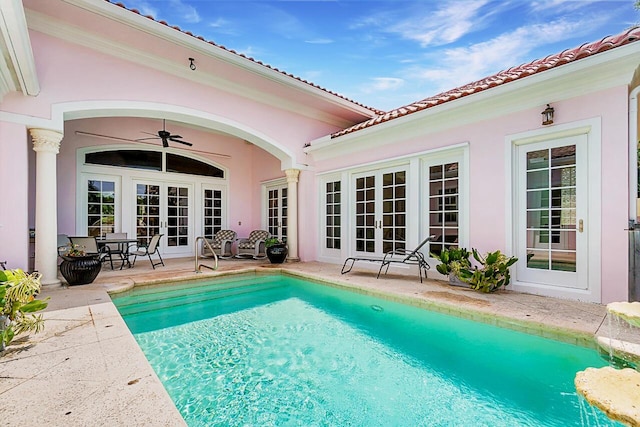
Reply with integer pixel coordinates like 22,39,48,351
285,168,300,262
30,128,63,286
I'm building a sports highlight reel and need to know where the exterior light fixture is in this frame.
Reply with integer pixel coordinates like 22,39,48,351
541,104,554,125
188,57,196,71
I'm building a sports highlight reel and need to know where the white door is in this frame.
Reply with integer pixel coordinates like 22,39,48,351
352,167,407,256
516,135,587,289
266,183,288,241
134,180,193,255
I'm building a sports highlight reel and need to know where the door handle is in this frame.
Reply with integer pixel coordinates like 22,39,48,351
578,219,584,233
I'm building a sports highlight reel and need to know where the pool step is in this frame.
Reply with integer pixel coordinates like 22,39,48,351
114,276,285,316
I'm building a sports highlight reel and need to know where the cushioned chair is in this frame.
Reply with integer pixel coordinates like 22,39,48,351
203,229,237,259
57,234,71,256
130,234,165,269
235,230,270,259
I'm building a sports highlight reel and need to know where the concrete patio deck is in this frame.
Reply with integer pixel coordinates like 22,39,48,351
0,257,634,426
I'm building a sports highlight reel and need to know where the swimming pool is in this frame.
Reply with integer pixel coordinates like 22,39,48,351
112,273,619,426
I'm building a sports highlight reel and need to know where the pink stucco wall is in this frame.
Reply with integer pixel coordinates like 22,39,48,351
311,86,631,303
0,122,31,270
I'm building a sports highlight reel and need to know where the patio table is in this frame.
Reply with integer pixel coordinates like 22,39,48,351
96,238,139,269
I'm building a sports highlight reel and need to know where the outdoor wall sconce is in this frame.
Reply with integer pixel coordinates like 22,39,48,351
541,104,554,125
188,57,196,71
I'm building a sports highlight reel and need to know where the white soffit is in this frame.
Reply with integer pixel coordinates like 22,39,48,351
0,0,40,100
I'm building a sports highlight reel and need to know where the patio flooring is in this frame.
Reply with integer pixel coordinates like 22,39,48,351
0,257,636,426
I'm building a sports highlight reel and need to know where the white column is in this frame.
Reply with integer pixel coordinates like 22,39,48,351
30,128,62,286
285,168,300,262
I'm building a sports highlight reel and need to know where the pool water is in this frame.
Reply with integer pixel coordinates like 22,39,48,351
112,274,620,426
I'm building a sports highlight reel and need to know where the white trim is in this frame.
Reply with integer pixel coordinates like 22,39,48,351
629,86,640,222
0,0,39,96
505,117,602,302
260,178,287,236
76,145,230,258
316,142,470,176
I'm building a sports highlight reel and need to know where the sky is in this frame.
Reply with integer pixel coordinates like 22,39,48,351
119,0,638,111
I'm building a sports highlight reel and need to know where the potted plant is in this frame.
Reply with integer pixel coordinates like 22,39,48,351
430,247,471,287
0,269,48,352
59,242,102,285
265,237,288,264
459,249,518,293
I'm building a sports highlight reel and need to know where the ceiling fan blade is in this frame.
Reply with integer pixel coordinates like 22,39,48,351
169,134,182,139
170,138,193,146
135,137,160,141
162,139,169,148
140,131,158,137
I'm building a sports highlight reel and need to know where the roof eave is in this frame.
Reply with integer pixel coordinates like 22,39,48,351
0,0,40,100
307,42,640,154
61,0,377,118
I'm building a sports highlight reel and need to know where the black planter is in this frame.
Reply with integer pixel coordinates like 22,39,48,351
59,255,102,285
266,244,288,264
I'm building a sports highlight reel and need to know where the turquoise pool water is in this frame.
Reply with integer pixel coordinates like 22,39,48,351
112,274,619,426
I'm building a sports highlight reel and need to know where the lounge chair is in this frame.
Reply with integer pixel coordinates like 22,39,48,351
235,230,270,259
203,229,237,259
130,234,165,269
341,235,436,283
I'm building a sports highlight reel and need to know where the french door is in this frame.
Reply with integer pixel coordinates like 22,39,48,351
134,180,193,255
352,167,407,256
516,135,587,289
266,183,288,241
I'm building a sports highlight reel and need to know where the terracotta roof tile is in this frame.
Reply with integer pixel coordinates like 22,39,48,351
107,1,383,115
331,26,640,139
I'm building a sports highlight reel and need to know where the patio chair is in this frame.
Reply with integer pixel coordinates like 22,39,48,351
57,234,70,256
130,234,165,269
105,232,129,270
203,229,237,259
235,230,270,259
341,235,436,283
68,236,110,265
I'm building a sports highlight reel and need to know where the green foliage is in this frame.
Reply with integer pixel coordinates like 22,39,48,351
62,243,86,257
265,237,285,248
430,247,471,276
460,249,518,293
0,269,49,351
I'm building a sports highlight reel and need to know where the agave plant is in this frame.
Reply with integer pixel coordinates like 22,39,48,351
430,247,471,276
459,249,518,293
0,269,49,351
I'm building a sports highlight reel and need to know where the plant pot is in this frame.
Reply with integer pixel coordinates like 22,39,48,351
266,244,288,264
59,255,102,285
449,274,469,288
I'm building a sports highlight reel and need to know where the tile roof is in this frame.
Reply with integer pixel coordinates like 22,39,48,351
106,1,384,115
331,26,640,139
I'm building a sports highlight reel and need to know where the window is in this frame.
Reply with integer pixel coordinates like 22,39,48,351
166,154,224,178
325,181,341,249
87,180,115,237
85,150,161,171
428,162,459,257
85,150,224,178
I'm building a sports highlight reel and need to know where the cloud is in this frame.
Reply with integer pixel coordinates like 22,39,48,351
169,0,200,24
123,0,158,18
305,38,334,44
353,0,494,47
360,77,405,94
406,17,606,96
208,18,238,36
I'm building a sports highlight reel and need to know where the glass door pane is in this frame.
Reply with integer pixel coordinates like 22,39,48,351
136,183,161,246
355,175,376,253
167,186,189,248
517,134,586,290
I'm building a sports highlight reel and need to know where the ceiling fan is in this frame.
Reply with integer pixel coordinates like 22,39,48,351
136,119,193,147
